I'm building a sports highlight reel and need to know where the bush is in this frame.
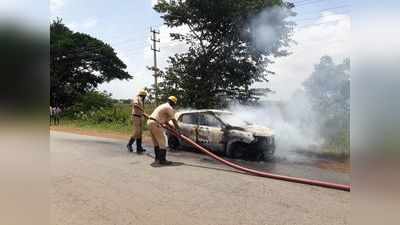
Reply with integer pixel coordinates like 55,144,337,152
66,91,114,116
71,103,129,124
323,128,350,159
62,94,159,133
90,105,130,124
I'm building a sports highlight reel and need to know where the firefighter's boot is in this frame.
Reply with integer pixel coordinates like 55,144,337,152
136,138,146,154
154,146,161,163
159,149,172,165
126,137,135,152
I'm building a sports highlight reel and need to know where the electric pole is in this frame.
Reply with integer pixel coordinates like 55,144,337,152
150,27,160,104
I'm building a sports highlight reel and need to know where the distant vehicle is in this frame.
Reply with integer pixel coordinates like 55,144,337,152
167,110,275,161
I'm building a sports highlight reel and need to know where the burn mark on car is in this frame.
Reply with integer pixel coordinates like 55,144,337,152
168,109,276,161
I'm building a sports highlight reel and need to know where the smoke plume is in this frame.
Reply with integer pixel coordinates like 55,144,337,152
228,92,324,160
249,5,296,56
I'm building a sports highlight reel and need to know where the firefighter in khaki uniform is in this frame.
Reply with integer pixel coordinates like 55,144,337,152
148,96,180,165
126,90,148,153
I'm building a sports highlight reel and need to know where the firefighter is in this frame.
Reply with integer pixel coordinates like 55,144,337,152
147,96,180,165
126,90,148,153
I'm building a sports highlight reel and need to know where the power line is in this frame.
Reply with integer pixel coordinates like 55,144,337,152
294,10,351,21
123,48,146,53
291,0,348,6
294,0,335,7
296,38,348,45
52,40,146,56
52,46,146,62
291,0,326,4
294,0,325,6
293,4,351,15
110,38,146,47
297,18,350,28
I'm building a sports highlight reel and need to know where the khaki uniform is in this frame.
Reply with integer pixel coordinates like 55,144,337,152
132,95,145,139
147,103,175,149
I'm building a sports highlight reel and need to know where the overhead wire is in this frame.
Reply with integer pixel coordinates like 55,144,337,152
297,18,350,28
293,4,351,15
294,0,342,7
294,9,351,21
290,0,327,4
290,0,351,27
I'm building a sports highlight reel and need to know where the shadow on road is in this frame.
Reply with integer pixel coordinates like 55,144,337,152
150,162,185,168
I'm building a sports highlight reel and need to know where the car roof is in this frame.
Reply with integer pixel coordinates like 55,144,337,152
176,109,232,117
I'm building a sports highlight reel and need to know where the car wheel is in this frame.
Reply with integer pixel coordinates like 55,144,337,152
167,135,180,150
226,142,246,159
262,145,275,161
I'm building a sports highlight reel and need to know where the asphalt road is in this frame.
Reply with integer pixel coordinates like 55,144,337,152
166,144,350,185
51,131,350,225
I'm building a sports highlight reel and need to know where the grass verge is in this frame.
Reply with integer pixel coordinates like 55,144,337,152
50,118,151,141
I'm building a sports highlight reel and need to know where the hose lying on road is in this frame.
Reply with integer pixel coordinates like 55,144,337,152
139,107,350,192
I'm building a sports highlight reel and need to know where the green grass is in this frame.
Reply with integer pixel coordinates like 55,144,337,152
59,102,157,135
320,147,350,161
321,131,350,160
59,118,133,135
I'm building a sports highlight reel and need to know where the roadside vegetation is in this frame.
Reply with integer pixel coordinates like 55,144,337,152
322,130,350,160
304,56,350,159
56,91,156,135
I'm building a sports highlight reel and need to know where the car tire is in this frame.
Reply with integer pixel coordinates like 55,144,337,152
262,145,275,161
167,135,180,150
226,142,246,159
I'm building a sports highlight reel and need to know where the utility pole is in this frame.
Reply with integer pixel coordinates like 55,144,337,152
150,27,160,104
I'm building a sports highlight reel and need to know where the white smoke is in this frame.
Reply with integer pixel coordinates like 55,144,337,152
250,5,295,56
236,5,346,160
228,92,324,159
250,6,296,60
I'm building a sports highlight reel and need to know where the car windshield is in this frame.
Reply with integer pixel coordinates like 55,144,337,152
216,112,251,127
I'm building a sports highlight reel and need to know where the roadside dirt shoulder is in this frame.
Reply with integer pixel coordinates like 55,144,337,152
50,126,153,145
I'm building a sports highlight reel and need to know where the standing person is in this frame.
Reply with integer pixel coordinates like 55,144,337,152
147,96,180,165
54,106,62,125
49,106,53,125
126,90,148,153
52,106,57,125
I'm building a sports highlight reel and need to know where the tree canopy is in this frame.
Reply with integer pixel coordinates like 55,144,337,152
50,19,131,107
303,55,350,120
303,55,350,150
154,0,295,108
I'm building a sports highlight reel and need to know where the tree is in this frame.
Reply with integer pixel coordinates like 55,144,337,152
303,56,350,120
303,55,350,151
50,18,131,107
68,90,114,113
154,0,295,108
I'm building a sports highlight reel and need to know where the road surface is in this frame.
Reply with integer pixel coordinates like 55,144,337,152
51,131,349,225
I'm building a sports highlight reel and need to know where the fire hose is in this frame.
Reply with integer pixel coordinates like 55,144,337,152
137,106,350,192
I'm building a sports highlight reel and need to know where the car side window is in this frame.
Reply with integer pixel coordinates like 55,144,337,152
199,114,222,127
180,113,198,125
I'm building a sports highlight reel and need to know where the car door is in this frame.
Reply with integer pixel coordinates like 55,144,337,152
178,113,199,144
197,113,225,152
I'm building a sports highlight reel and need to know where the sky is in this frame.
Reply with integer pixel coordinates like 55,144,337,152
49,0,352,101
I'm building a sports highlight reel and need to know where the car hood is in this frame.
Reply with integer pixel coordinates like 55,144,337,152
241,125,274,137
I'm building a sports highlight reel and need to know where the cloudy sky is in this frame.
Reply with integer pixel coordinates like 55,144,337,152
49,0,351,101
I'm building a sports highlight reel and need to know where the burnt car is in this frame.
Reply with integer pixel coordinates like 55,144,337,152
167,110,275,161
